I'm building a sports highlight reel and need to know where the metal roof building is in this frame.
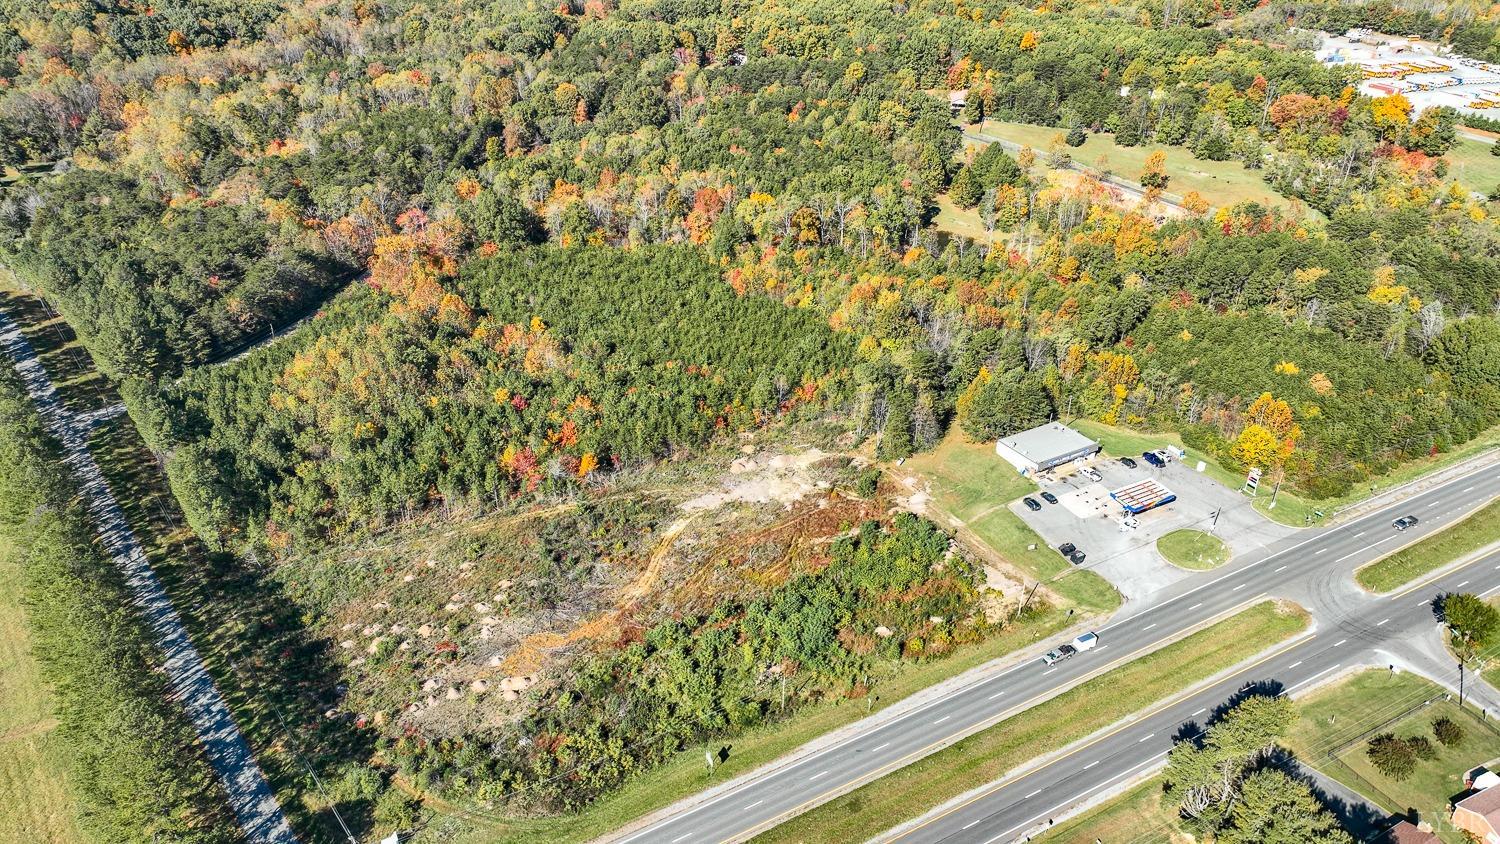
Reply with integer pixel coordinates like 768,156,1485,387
1109,478,1177,514
994,422,1101,474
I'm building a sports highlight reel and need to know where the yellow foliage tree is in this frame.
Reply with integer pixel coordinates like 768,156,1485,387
1231,423,1283,469
1019,30,1039,50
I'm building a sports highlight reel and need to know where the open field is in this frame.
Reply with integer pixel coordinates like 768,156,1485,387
971,120,1294,212
1033,776,1184,844
1157,529,1230,570
1355,498,1500,592
0,539,84,844
1443,136,1500,196
1070,418,1500,529
1285,669,1500,843
901,431,1119,611
754,600,1309,844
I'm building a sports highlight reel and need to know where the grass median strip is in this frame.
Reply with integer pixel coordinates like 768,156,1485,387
751,599,1309,844
1356,498,1500,593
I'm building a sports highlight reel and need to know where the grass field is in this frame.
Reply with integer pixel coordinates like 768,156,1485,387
1157,529,1230,570
1285,669,1500,843
901,431,1120,612
971,120,1294,212
0,533,85,844
1355,498,1500,593
754,600,1309,844
1034,776,1183,844
1443,136,1500,196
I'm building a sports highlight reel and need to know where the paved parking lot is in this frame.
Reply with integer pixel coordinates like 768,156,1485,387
1009,453,1298,602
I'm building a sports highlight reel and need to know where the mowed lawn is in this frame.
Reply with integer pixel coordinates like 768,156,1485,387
1158,529,1230,570
1035,776,1184,844
755,600,1309,844
972,120,1295,211
901,431,1119,611
1443,135,1500,196
0,540,84,844
1355,498,1500,593
1285,670,1500,842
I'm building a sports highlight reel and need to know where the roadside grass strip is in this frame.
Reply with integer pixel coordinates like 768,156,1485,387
1032,775,1177,844
751,600,1309,843
425,607,1080,844
1355,498,1500,593
1284,669,1500,829
1157,529,1230,571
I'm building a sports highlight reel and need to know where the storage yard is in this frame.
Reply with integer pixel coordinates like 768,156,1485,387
1317,29,1500,115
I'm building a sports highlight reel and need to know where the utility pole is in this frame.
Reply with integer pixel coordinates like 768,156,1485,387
1460,659,1467,709
1012,581,1041,623
1209,507,1221,533
1269,478,1281,509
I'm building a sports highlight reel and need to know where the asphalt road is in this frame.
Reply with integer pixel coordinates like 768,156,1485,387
885,546,1500,844
616,466,1500,844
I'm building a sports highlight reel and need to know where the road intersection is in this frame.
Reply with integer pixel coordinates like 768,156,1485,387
615,464,1500,844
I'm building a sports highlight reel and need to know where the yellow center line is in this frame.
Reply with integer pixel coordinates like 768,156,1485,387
885,625,1315,842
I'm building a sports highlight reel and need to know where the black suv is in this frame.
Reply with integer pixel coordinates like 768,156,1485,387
1393,515,1419,531
1040,491,1059,504
1118,457,1137,468
1023,497,1042,511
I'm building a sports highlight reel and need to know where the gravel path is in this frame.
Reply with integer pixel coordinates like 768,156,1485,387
0,310,299,844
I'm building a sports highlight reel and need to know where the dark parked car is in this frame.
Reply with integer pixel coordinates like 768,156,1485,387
1069,550,1087,565
1040,491,1059,504
1142,451,1164,467
1058,542,1076,557
1118,457,1137,468
1393,515,1419,531
1024,497,1042,511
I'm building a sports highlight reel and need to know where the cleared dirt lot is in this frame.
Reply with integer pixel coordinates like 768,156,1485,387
1009,453,1297,602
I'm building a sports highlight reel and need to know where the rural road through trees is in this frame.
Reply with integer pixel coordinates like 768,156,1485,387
0,311,300,844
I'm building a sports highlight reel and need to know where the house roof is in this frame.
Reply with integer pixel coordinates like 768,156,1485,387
995,422,1099,464
1457,784,1500,824
1381,820,1439,844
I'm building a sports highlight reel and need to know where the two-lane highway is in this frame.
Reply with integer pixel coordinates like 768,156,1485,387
614,465,1500,844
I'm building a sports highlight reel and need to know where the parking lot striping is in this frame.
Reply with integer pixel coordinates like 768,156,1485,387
743,800,763,812
706,475,1496,844
1377,618,1390,626
809,771,829,781
1024,789,1042,799
1289,661,1303,669
934,716,951,725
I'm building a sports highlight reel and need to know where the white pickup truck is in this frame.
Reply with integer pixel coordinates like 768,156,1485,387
1041,632,1100,666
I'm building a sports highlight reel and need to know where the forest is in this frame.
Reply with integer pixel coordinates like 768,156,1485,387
0,366,238,843
2,0,1500,836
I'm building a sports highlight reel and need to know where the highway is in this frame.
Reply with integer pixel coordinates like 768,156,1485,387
885,547,1500,844
613,464,1500,844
